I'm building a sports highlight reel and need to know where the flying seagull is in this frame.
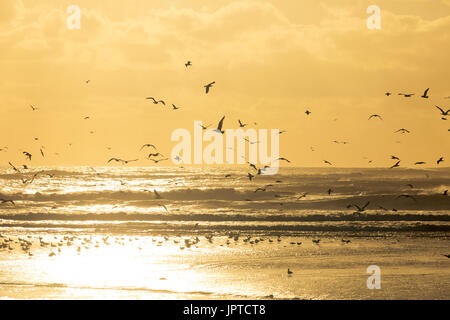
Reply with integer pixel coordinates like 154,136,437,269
140,144,157,151
146,97,165,105
297,192,308,200
171,104,180,110
107,158,138,165
435,106,449,116
277,157,291,163
8,162,20,173
368,114,383,120
390,161,401,168
414,161,426,165
23,152,32,161
238,120,247,128
149,158,169,163
437,157,444,165
395,128,410,134
0,199,15,206
199,123,211,130
148,153,164,158
421,88,430,99
323,160,332,166
214,116,225,134
305,110,311,115
30,105,38,111
204,82,215,94
185,61,192,68
154,190,162,199
385,92,392,96
349,201,370,213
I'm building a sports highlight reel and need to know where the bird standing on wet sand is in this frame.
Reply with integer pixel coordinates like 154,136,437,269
287,269,293,275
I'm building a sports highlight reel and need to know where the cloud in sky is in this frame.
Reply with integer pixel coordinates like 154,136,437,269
0,0,449,166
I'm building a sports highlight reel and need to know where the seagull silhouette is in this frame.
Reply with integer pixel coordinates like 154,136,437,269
368,114,383,120
185,61,192,68
297,192,308,200
437,157,444,165
23,152,32,161
214,116,225,134
140,144,157,151
199,123,211,130
8,162,20,173
149,158,169,163
435,106,449,116
395,128,410,134
107,158,138,165
421,88,430,98
154,190,162,199
148,153,164,158
172,104,180,110
30,105,38,111
0,199,15,206
146,97,165,105
323,160,332,166
349,201,370,212
390,161,401,168
238,120,247,128
204,82,215,94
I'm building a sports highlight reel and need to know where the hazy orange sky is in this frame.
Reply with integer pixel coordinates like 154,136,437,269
0,0,449,167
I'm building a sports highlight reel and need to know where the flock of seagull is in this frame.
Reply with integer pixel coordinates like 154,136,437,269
1,61,450,269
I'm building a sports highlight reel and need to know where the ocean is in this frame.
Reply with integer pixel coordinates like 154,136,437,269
0,166,449,299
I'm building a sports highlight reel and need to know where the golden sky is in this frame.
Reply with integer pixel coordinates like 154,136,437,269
0,0,449,167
